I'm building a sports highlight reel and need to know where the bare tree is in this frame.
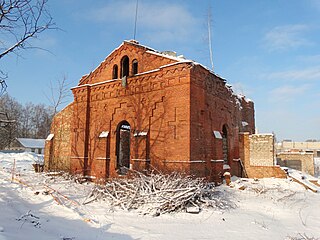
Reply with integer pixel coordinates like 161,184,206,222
0,70,7,96
46,74,71,115
0,0,55,59
19,101,53,138
0,93,54,149
0,0,56,93
32,103,52,138
0,94,21,149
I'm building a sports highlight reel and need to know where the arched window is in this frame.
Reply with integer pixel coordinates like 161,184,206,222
116,120,131,175
112,64,118,79
222,124,229,164
132,59,138,75
120,56,129,78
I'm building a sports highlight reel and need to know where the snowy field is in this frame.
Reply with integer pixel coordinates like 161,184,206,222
0,152,320,240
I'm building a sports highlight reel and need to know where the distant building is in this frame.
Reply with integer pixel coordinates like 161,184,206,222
277,152,314,176
11,138,45,154
275,140,319,176
276,141,320,157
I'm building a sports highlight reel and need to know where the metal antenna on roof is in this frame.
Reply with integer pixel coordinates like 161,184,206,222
207,5,214,71
133,0,139,40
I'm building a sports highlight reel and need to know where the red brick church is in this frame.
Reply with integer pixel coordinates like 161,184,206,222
44,40,255,182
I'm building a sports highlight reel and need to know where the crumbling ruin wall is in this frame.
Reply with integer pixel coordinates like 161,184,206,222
249,134,274,166
239,132,286,178
189,65,255,181
44,103,73,172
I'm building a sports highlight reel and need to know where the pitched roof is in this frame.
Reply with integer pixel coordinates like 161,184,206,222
16,138,45,149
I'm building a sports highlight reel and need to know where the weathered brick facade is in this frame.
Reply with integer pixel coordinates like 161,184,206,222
45,40,255,182
44,103,73,172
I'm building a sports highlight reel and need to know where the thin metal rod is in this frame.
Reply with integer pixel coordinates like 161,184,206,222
208,7,214,71
133,0,139,40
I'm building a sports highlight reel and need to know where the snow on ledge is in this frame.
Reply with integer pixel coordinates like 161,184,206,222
46,134,54,141
134,131,148,137
99,131,109,138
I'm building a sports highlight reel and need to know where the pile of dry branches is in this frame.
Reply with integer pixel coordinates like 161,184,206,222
84,172,233,215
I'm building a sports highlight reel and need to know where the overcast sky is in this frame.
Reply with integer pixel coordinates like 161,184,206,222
2,0,320,141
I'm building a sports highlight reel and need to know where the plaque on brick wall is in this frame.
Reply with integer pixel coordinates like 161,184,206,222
122,76,127,87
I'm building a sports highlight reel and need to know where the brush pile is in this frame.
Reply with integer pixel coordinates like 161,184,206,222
84,172,233,215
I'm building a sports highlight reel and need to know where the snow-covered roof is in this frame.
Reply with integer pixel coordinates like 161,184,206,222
16,138,45,149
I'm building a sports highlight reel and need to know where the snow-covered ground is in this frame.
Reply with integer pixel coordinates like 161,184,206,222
0,152,319,240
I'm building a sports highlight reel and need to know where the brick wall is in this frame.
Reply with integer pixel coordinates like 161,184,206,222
249,134,274,166
71,52,192,180
46,40,256,183
239,133,286,178
44,103,73,172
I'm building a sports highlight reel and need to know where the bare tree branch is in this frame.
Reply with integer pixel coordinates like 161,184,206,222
0,70,8,96
0,0,56,93
45,74,71,115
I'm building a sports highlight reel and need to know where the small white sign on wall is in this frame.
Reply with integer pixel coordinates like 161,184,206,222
213,131,222,139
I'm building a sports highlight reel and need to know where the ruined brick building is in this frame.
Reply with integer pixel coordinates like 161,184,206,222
44,40,255,182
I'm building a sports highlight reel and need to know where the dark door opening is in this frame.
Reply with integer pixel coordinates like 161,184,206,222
222,125,229,165
116,121,131,174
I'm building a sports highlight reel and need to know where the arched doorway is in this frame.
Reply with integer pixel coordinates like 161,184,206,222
222,124,229,165
116,120,131,174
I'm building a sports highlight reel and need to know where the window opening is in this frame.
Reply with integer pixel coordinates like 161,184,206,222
132,59,138,75
120,56,129,78
112,64,118,79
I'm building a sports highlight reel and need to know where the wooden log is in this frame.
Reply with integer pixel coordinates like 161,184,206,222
291,176,318,193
